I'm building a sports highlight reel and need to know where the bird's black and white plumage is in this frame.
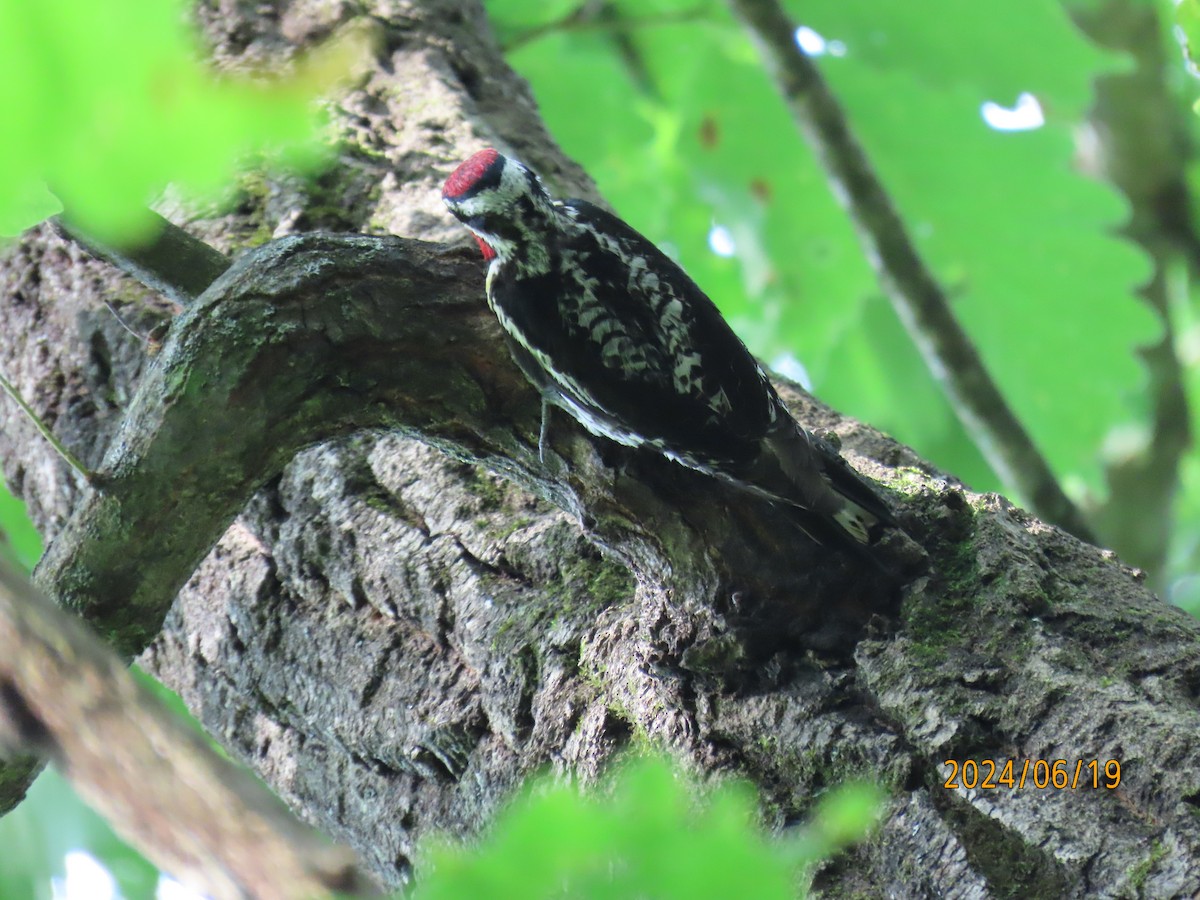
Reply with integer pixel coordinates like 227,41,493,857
442,148,894,554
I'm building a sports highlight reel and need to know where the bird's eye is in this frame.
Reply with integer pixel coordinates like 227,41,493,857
468,215,521,244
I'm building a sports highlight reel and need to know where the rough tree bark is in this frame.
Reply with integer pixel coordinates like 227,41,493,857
2,1,1199,897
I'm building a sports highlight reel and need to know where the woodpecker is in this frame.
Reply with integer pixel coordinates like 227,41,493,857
442,148,895,555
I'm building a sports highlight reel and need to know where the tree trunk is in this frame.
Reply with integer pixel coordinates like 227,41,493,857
2,1,1199,897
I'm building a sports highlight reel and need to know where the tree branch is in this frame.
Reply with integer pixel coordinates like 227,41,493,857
726,0,1097,545
36,234,502,657
35,230,915,662
0,367,91,480
54,211,231,308
6,224,918,849
501,1,710,55
1071,0,1195,579
0,556,374,899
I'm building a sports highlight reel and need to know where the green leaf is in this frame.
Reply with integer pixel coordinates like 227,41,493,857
507,29,657,192
823,293,1000,491
414,755,878,899
0,476,42,572
788,781,884,868
0,0,364,244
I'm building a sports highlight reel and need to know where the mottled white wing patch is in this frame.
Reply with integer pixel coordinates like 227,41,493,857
834,504,876,545
563,208,736,424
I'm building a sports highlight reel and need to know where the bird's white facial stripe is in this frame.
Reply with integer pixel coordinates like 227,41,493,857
485,258,499,303
500,158,534,204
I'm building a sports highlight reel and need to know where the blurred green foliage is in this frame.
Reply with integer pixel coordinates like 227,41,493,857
1178,0,1200,66
414,755,881,899
0,663,220,899
0,766,158,900
0,0,363,244
0,479,41,572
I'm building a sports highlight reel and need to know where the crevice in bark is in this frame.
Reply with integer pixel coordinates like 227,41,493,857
933,788,1076,900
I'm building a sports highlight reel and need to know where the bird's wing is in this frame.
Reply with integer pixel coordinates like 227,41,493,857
492,200,777,466
557,205,896,536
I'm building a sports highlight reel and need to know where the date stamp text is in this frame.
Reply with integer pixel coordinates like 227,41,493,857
942,758,1122,791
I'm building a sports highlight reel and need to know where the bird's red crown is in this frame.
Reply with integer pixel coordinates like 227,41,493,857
442,148,501,200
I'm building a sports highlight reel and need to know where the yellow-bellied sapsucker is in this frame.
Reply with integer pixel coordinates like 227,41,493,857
442,148,895,555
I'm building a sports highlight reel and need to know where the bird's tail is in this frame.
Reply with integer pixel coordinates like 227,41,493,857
740,421,896,556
